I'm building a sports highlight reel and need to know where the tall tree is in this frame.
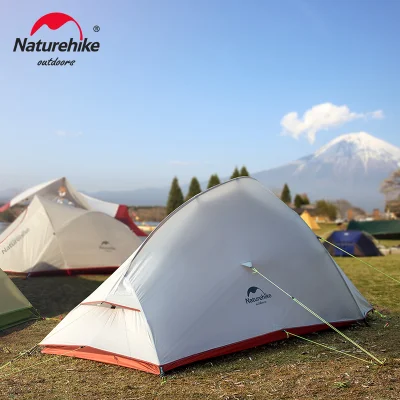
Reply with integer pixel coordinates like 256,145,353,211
185,177,202,201
166,177,184,215
381,168,400,198
381,169,400,217
315,200,337,221
294,194,304,208
207,174,221,189
230,167,240,179
280,183,292,204
301,193,310,205
240,166,249,176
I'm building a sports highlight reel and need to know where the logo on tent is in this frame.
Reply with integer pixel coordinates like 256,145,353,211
1,229,30,255
99,241,116,252
245,286,271,306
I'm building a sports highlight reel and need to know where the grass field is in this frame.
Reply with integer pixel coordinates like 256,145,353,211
1,232,399,399
316,223,340,238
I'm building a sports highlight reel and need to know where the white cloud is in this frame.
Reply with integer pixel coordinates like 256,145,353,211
280,103,384,144
368,110,384,119
55,130,83,137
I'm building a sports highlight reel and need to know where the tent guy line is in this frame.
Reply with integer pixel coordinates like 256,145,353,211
284,331,375,364
242,262,384,365
0,346,85,380
0,344,40,372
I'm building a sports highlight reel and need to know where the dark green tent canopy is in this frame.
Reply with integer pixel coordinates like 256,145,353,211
0,269,36,331
347,220,400,239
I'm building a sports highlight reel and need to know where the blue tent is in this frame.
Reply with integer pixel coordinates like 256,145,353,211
324,231,382,257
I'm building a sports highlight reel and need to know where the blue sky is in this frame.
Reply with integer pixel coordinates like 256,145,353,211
0,0,399,192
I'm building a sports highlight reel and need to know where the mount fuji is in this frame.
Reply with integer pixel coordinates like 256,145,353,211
252,132,400,211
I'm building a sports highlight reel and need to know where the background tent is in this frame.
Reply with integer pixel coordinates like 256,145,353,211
0,177,147,239
323,230,382,257
41,178,371,374
347,220,400,239
0,196,142,276
300,210,320,230
0,268,36,331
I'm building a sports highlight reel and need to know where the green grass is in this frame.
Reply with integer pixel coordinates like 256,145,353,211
376,239,400,248
316,223,340,238
1,255,400,400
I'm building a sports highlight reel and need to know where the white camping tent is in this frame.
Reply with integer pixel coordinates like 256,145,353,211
40,178,371,374
0,177,147,238
0,196,142,276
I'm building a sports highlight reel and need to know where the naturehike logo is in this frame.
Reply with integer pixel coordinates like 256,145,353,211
13,12,100,66
1,229,30,255
31,13,83,39
99,241,116,252
245,286,271,306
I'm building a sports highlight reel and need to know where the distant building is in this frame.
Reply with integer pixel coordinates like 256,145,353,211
372,208,381,220
347,209,353,221
334,200,367,221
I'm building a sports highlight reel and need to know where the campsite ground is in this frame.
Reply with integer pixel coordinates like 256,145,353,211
1,225,399,400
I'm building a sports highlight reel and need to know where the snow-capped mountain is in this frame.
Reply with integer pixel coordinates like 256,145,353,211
252,132,400,210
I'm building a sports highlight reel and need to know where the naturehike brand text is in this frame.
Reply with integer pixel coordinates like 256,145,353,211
14,38,99,53
245,286,271,306
2,229,30,255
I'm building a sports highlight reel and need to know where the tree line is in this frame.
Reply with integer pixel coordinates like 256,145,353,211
167,172,338,220
166,166,249,215
280,183,310,207
280,183,337,220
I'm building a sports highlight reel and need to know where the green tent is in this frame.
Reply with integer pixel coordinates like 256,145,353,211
0,269,36,331
347,220,400,239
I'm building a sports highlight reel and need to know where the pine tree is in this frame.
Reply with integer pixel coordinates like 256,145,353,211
230,167,240,179
280,183,292,204
294,194,304,208
166,177,184,215
302,194,310,205
207,174,221,189
240,166,249,176
185,177,202,201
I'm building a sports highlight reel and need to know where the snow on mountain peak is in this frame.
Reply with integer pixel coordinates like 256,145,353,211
311,132,400,169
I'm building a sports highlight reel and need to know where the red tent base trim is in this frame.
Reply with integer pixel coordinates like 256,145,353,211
41,318,363,375
42,346,160,375
4,266,119,277
161,319,363,372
